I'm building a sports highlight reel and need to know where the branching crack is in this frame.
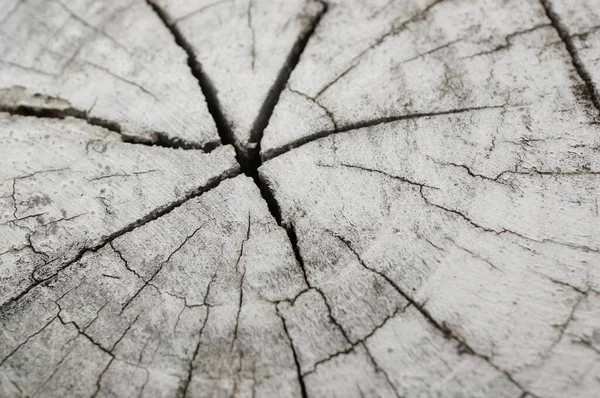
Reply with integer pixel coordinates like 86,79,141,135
5,0,584,395
425,156,501,183
1,171,238,312
119,222,207,315
314,0,448,99
541,289,590,360
446,237,504,274
0,316,57,367
147,0,326,177
257,177,310,289
463,23,551,59
110,242,144,280
242,1,327,177
418,185,599,253
304,303,410,376
288,87,337,131
180,274,215,397
315,229,533,396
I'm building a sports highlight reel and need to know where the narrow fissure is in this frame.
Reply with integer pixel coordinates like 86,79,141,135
0,104,120,134
3,1,595,396
245,2,328,179
0,170,239,314
147,2,326,395
262,104,507,161
145,0,235,153
540,0,600,116
147,0,327,181
0,104,219,151
147,0,323,292
277,307,309,398
256,175,310,279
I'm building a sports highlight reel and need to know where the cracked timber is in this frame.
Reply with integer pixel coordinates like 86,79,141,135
1,0,600,397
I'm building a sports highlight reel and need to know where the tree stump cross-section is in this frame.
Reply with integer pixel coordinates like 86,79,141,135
1,0,599,397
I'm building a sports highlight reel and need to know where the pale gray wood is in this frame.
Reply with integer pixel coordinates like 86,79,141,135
2,0,600,396
149,0,324,157
0,114,238,307
545,0,600,109
0,176,305,397
261,0,597,159
260,97,600,397
0,0,219,148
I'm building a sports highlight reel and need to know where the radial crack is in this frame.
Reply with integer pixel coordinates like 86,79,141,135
0,170,239,312
261,104,506,161
243,1,328,177
540,0,600,115
0,105,217,150
276,306,308,398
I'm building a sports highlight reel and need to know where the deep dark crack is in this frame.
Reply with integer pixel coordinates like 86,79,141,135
4,0,588,395
1,104,119,133
145,0,233,153
145,2,329,394
276,306,309,398
241,1,327,178
148,0,327,179
540,0,600,116
0,104,218,151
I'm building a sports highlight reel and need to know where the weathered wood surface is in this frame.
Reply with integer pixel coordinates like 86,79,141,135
261,0,600,159
1,0,599,397
148,0,324,159
0,114,238,307
1,176,304,397
544,0,600,110
0,0,219,148
260,105,600,397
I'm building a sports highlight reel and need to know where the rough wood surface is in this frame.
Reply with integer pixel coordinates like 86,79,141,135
259,101,600,397
544,0,600,111
1,0,599,396
0,0,219,148
261,0,598,159
149,0,324,159
0,114,238,307
1,176,305,397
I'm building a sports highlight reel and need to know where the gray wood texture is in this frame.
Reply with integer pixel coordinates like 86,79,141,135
1,0,599,396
